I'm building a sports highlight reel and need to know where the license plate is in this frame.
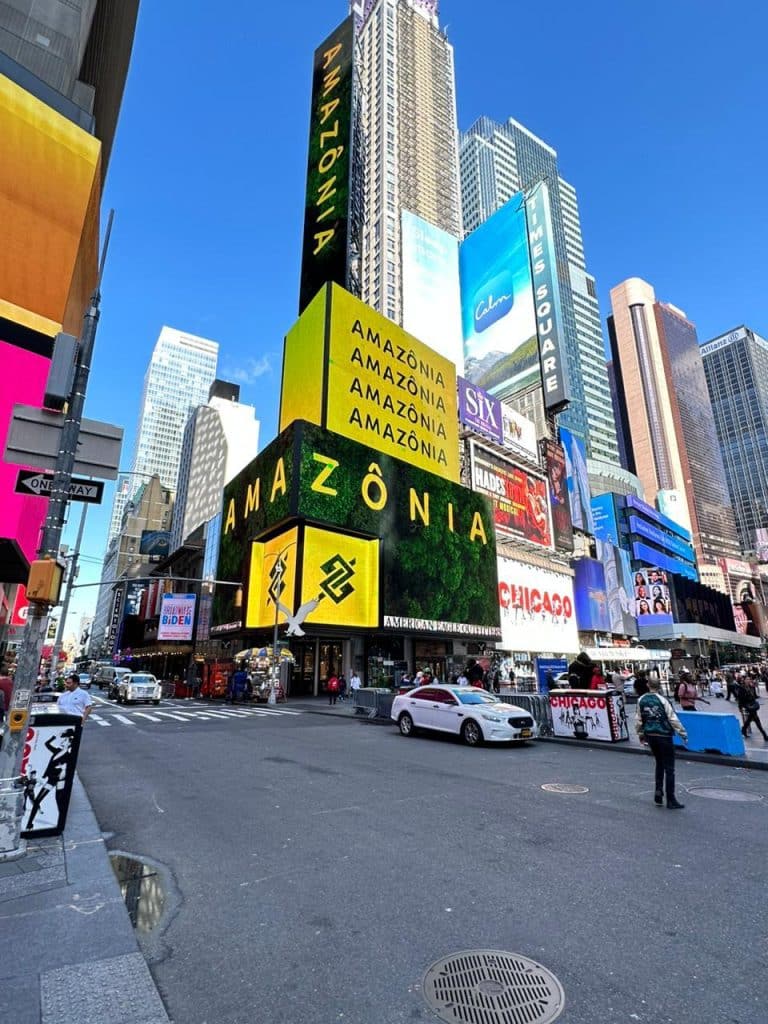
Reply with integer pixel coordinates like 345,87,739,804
520,729,532,738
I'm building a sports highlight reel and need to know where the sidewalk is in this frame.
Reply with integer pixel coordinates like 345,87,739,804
0,778,169,1024
288,694,768,769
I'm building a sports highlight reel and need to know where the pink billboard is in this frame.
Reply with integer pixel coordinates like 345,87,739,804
0,341,50,562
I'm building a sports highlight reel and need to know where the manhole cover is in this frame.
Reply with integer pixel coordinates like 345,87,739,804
422,950,565,1024
541,783,589,794
687,788,763,803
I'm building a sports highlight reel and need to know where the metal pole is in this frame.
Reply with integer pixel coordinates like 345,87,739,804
269,561,282,705
50,502,89,674
0,213,113,859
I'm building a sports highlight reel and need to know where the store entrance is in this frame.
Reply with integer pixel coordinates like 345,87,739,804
289,640,344,698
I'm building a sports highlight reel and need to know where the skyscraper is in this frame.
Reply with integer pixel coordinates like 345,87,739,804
354,0,462,325
459,116,619,466
608,278,741,565
701,326,768,557
170,381,260,553
108,326,219,540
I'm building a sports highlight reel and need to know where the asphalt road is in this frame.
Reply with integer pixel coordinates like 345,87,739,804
76,701,768,1024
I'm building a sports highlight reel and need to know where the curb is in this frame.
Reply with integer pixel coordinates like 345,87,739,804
289,703,768,769
538,734,768,771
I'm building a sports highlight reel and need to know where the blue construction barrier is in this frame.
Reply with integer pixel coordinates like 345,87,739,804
674,711,745,756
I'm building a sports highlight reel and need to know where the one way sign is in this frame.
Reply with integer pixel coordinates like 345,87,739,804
15,470,104,504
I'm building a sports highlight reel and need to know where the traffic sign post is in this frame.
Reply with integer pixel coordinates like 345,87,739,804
14,470,103,504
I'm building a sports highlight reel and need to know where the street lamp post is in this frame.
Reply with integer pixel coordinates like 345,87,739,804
269,559,283,705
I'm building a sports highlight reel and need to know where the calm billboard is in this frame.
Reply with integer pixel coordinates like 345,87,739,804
460,193,539,400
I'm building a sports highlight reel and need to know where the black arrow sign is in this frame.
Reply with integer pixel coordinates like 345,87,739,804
15,470,104,504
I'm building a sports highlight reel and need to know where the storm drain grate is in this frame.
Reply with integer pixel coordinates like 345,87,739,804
422,950,565,1024
541,783,589,794
687,788,763,803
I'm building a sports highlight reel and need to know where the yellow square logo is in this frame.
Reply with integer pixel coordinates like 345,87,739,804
300,526,379,630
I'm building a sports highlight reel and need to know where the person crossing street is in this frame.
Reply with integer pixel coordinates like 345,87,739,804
636,678,688,809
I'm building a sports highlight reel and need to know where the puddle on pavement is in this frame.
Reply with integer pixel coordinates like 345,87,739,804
110,854,166,932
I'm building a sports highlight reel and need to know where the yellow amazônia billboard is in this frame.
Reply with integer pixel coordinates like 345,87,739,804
280,283,460,483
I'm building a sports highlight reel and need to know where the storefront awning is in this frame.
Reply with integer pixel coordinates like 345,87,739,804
0,538,29,584
584,646,671,663
639,623,762,649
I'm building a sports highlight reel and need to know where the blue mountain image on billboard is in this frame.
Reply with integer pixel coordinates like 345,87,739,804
460,193,538,399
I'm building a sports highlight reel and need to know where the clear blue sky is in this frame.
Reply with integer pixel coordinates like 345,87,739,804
65,0,768,630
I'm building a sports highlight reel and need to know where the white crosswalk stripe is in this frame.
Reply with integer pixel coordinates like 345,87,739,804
85,704,306,729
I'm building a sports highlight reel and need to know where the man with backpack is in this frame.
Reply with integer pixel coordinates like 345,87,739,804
636,678,688,809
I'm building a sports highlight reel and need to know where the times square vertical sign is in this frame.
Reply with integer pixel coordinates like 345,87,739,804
299,16,355,313
525,181,570,411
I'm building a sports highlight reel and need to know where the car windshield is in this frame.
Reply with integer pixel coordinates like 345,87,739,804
130,675,155,684
453,689,498,705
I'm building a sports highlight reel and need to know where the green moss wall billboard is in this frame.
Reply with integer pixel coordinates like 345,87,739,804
214,421,500,638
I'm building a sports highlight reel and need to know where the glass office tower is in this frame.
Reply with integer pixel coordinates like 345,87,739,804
702,326,768,557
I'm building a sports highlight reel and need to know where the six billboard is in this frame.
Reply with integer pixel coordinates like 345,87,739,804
469,441,552,549
459,192,539,400
457,376,538,463
298,17,354,312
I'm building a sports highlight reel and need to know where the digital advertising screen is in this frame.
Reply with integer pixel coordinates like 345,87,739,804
543,438,573,552
280,283,460,483
460,192,539,400
469,441,552,549
559,427,594,534
401,209,463,370
633,567,673,627
299,17,354,312
217,421,501,638
572,557,610,632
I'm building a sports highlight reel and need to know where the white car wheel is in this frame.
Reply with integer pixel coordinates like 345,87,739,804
398,712,414,736
461,719,483,746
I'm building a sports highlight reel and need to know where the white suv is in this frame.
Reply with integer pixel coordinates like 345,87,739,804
117,673,161,706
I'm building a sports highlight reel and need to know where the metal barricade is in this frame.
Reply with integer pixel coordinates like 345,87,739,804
497,693,554,737
351,688,394,719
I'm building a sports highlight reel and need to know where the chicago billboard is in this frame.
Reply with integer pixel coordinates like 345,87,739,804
401,210,463,369
299,17,354,312
497,557,579,654
469,441,551,549
216,421,500,638
280,283,460,482
460,192,539,400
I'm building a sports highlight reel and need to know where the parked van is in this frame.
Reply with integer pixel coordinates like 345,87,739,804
93,665,132,691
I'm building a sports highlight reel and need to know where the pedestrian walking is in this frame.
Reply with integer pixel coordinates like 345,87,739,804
338,673,347,702
327,673,340,705
57,673,93,725
675,671,703,711
636,678,688,809
736,676,768,741
349,670,362,692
